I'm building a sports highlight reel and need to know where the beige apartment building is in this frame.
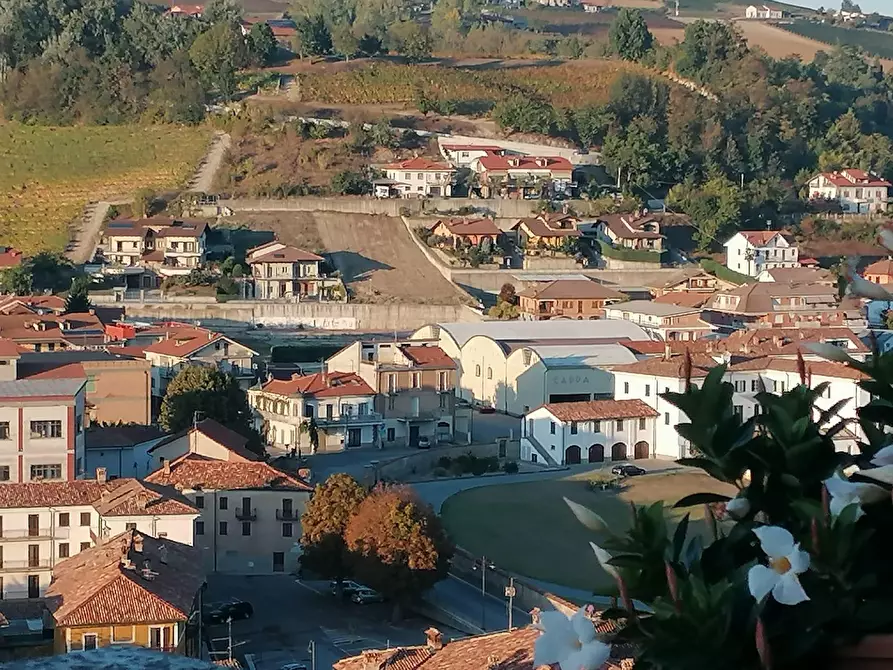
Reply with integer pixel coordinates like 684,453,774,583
103,218,207,275
326,341,457,447
246,241,339,300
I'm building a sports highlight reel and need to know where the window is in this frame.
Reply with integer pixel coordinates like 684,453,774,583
387,427,395,442
438,371,447,391
219,521,228,535
80,542,91,552
0,467,8,482
219,496,228,510
751,379,759,392
734,380,746,392
30,464,61,480
593,420,601,432
570,422,578,435
733,405,743,416
412,372,421,389
439,393,447,409
195,521,205,535
623,382,629,394
388,396,395,411
242,521,251,536
58,543,69,559
112,626,134,643
80,512,91,527
282,522,293,537
644,384,650,397
0,423,9,440
616,420,623,431
475,365,481,377
487,367,493,380
664,412,670,425
195,495,204,509
550,422,556,435
387,374,397,393
125,522,137,531
273,551,285,573
82,634,98,651
58,513,69,527
30,420,62,439
639,418,646,430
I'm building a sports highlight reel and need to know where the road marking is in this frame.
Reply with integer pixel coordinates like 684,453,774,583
294,580,328,596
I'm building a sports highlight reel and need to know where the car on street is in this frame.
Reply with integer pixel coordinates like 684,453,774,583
351,588,386,604
330,580,365,597
611,464,647,477
203,599,254,624
478,406,496,414
417,436,431,449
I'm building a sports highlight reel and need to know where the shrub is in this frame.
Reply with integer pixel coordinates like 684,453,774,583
432,467,448,478
436,456,452,469
471,460,488,476
586,472,620,491
503,460,519,474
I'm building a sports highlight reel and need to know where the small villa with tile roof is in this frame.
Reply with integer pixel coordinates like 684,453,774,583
382,158,455,198
518,279,626,321
511,212,581,250
245,240,342,301
723,230,799,277
807,168,890,213
864,258,893,285
429,218,501,248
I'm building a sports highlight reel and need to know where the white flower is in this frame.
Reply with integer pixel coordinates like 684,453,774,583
747,526,811,606
590,542,619,580
533,607,611,670
726,495,751,519
870,445,893,467
824,472,887,519
565,497,608,532
805,342,857,365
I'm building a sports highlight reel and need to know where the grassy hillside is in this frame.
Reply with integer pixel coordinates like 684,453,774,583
779,21,893,60
0,124,211,253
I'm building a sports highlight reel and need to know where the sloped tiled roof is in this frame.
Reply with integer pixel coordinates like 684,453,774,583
542,399,659,422
762,267,832,284
432,218,501,236
260,371,375,398
612,352,720,378
518,280,625,301
476,155,574,174
147,418,259,463
400,345,455,368
146,453,312,491
598,214,662,240
47,530,204,627
728,356,868,381
248,245,323,264
514,217,581,239
386,157,453,171
651,292,712,308
864,258,893,277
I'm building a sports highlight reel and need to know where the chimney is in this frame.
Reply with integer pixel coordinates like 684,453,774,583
424,627,443,651
535,157,547,168
529,607,541,625
158,543,169,564
208,331,213,340
89,308,95,316
162,458,171,476
96,467,107,484
133,534,144,553
773,335,782,348
361,651,379,670
663,341,671,361
487,655,500,669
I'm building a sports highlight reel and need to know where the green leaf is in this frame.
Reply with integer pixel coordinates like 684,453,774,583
563,497,609,532
607,554,644,569
672,512,690,562
674,492,731,508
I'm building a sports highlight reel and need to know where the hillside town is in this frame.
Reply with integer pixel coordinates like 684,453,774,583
3,0,893,668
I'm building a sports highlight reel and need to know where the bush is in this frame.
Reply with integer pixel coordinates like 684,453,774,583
699,258,753,286
432,467,449,478
586,472,621,491
449,460,466,476
503,460,519,474
471,460,488,476
593,238,666,264
437,456,452,469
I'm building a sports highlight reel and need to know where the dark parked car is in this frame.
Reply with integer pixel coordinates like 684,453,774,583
203,600,254,624
611,464,647,477
351,588,386,604
330,580,364,598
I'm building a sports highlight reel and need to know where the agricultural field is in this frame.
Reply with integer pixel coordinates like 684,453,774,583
515,7,683,38
0,123,211,254
295,60,659,111
778,21,893,61
735,21,829,60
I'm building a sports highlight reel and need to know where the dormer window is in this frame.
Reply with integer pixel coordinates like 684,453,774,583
535,158,548,168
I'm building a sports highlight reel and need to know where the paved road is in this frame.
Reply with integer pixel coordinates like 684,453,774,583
427,575,530,633
66,197,131,264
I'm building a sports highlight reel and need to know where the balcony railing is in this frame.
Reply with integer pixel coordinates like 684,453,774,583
276,509,298,521
315,411,383,427
234,508,257,521
0,559,52,572
0,528,62,541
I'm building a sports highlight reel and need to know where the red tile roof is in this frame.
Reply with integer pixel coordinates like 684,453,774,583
386,157,453,171
736,230,795,246
47,530,204,627
0,248,24,268
146,453,313,491
261,371,375,398
815,169,891,188
143,327,254,358
476,155,574,174
107,344,149,358
541,399,659,422
432,218,501,237
148,418,260,462
864,259,893,277
728,356,868,380
400,345,455,368
651,292,712,308
598,214,663,240
612,352,719,378
18,362,87,380
0,295,66,315
514,217,581,239
0,337,22,358
248,245,323,264
518,279,625,301
0,478,196,515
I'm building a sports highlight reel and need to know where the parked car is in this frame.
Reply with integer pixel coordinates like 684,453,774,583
479,405,496,414
203,600,254,624
351,588,386,605
611,464,647,477
417,436,431,449
330,580,364,597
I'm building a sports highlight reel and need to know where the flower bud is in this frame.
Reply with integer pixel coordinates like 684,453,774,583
755,617,772,670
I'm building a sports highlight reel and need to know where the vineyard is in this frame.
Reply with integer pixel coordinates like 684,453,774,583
778,22,893,61
0,124,211,254
296,60,652,111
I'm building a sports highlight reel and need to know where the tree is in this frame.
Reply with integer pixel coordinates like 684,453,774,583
345,485,452,619
247,22,278,66
188,22,247,99
64,276,92,314
331,170,372,194
602,116,666,190
295,14,332,58
147,52,207,124
609,8,653,62
667,174,743,252
202,0,243,25
492,95,554,134
159,365,262,454
573,104,615,149
0,266,33,295
133,187,156,218
388,21,431,62
357,33,384,55
498,282,516,305
299,473,367,583
332,23,359,60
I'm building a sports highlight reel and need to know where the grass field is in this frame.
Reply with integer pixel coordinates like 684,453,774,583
0,123,211,254
297,60,664,111
779,21,893,61
515,7,682,38
440,470,736,592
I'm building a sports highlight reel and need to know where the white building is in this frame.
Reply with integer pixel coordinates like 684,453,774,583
612,352,868,460
382,158,455,198
438,143,505,168
521,399,659,466
602,301,715,342
807,169,890,214
0,472,197,599
723,230,799,277
745,4,783,19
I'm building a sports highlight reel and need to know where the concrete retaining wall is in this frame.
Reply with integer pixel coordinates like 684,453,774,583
375,441,520,481
95,299,481,331
450,267,683,294
224,197,558,219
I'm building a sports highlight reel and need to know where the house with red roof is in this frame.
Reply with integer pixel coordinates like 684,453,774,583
438,142,506,167
248,371,380,453
595,212,664,252
470,154,575,199
723,230,800,277
864,258,893,285
381,158,456,198
245,240,342,300
512,212,581,250
429,218,501,248
102,218,208,282
0,247,24,269
807,168,890,213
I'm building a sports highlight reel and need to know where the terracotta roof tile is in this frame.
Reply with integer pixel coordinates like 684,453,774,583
541,399,659,422
864,259,893,277
148,419,259,463
47,530,204,627
598,214,663,240
248,245,323,264
612,353,719,378
0,248,24,268
146,453,313,491
651,292,712,308
399,345,455,368
728,356,868,380
18,362,87,380
0,478,196,515
260,371,375,398
476,155,574,174
514,217,582,239
519,280,625,301
432,218,501,237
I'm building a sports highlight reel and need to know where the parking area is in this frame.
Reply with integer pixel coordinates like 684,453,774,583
203,575,457,670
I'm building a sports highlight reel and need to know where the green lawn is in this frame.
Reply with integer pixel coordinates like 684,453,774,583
440,471,736,593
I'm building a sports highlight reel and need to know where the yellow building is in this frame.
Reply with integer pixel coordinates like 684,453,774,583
46,529,205,656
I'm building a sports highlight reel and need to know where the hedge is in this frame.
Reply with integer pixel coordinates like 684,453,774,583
593,238,666,264
699,258,754,285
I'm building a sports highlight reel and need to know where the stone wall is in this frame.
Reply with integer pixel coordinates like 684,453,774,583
374,441,521,481
224,197,551,219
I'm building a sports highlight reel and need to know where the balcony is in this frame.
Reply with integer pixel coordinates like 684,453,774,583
234,508,257,521
276,509,298,521
0,559,52,572
315,411,383,427
0,528,60,541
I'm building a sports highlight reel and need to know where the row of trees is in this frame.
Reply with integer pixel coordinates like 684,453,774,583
300,473,453,619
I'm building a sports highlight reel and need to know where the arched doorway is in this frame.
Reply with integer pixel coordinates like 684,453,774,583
634,441,649,459
611,442,627,461
588,444,605,463
565,445,581,465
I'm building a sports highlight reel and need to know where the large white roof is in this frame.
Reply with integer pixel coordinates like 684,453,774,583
604,300,700,317
524,343,639,369
432,320,652,348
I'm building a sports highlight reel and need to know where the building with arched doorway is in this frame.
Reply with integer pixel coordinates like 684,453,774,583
520,399,658,465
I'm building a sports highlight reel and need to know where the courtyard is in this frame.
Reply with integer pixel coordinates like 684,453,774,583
439,470,736,593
